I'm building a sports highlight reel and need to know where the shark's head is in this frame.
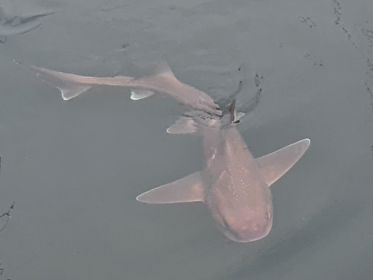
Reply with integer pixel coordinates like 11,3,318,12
226,209,272,243
211,200,273,243
206,182,273,243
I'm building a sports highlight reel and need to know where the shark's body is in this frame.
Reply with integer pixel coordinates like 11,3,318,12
138,107,310,242
0,8,54,42
202,124,274,242
28,64,221,116
27,61,310,242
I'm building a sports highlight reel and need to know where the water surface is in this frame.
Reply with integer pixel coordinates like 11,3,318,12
0,0,373,279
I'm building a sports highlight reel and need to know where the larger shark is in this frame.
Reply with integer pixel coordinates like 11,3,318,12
27,62,310,242
138,103,310,242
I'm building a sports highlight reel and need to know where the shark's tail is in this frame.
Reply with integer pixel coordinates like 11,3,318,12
14,59,92,100
29,66,92,100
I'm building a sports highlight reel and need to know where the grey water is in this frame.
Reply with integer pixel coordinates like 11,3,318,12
0,0,373,279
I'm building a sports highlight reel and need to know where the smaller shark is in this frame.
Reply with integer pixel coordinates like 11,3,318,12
27,63,222,116
137,102,310,242
0,7,54,43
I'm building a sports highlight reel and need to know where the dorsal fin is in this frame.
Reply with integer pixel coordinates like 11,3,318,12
153,61,174,76
228,100,236,122
228,100,241,124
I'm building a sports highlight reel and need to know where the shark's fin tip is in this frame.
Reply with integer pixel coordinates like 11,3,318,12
257,138,311,186
136,194,149,203
61,93,73,101
166,116,199,135
58,85,91,100
136,172,205,204
151,61,176,79
31,66,92,100
130,89,155,100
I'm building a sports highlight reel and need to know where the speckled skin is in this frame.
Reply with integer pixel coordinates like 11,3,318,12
202,124,273,242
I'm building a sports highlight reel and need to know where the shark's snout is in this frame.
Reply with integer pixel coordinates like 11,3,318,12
211,203,273,243
222,216,272,243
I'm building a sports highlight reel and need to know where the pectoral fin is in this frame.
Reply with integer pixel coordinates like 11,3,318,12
256,138,310,186
136,171,205,204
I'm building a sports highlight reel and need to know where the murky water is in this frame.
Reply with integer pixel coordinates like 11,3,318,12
0,0,373,279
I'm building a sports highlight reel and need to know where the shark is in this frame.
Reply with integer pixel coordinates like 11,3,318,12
26,63,222,116
26,61,310,242
138,102,310,242
0,7,54,43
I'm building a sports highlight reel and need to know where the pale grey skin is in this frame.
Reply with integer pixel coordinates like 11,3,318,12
138,111,310,243
28,64,221,116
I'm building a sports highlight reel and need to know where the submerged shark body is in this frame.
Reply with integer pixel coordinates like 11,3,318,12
27,61,310,242
138,106,310,242
28,64,221,116
0,8,54,42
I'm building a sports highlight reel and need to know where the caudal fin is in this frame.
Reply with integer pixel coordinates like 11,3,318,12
30,66,92,100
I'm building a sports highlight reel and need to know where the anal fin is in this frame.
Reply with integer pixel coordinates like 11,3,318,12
136,171,205,204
